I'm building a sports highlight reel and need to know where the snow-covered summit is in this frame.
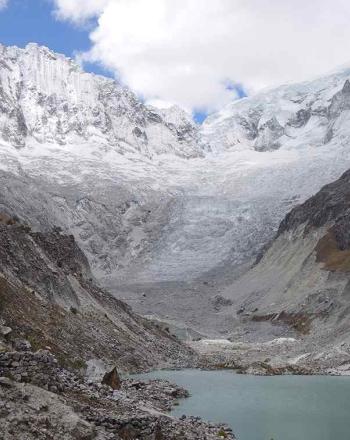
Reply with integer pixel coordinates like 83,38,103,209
201,66,350,153
0,43,203,158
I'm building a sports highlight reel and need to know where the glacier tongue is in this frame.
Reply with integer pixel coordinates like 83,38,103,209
2,43,350,333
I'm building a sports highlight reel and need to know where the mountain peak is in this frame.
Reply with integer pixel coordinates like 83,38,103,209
0,42,203,158
342,79,350,93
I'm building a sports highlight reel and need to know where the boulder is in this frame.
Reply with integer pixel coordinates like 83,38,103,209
0,376,14,388
13,339,32,352
102,367,121,390
0,326,12,337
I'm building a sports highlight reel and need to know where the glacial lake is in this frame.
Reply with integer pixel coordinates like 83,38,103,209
137,369,350,440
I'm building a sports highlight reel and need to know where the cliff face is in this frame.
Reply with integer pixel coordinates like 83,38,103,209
278,168,350,235
0,43,202,158
276,168,350,272
229,167,350,312
0,216,194,373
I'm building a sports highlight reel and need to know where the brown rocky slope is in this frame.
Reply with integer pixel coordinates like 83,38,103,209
0,214,195,374
218,168,350,373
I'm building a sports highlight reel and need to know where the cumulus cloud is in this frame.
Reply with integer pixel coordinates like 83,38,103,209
0,0,8,10
53,0,350,112
53,0,109,23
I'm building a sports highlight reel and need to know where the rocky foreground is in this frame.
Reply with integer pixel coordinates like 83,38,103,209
0,346,234,440
0,216,236,438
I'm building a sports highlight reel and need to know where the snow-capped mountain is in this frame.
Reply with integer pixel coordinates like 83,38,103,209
201,67,350,152
0,43,202,158
0,43,206,283
2,43,350,336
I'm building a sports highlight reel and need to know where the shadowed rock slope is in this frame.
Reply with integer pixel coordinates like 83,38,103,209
0,214,194,374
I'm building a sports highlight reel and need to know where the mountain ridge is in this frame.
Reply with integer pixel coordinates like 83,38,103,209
0,42,203,158
2,42,350,343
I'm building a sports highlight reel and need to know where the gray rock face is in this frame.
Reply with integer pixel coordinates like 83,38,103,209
328,79,350,119
254,116,285,151
278,168,350,236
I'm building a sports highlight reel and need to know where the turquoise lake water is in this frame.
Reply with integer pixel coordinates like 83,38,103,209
138,369,350,440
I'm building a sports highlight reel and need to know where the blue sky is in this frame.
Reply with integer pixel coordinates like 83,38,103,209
1,1,350,121
0,0,111,77
0,0,247,123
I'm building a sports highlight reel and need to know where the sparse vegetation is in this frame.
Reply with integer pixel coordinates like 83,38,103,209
55,352,87,371
70,358,87,371
316,229,350,272
252,311,312,335
26,335,42,352
217,428,228,438
0,277,9,311
0,293,6,312
0,213,16,225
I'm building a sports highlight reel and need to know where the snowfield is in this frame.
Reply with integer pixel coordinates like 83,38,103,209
2,43,350,335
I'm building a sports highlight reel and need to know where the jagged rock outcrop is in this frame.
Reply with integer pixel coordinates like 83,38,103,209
278,168,350,238
102,367,121,390
328,79,350,120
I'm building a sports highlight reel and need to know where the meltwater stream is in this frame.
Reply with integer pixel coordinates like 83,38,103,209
138,369,350,440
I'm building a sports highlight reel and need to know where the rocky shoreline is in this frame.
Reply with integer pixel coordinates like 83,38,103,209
0,345,235,440
2,329,350,438
191,338,350,377
0,216,235,439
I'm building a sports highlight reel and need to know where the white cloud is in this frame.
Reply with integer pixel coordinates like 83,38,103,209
53,0,109,23
0,0,8,10
53,0,350,112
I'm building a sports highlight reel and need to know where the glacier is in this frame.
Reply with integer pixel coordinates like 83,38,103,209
2,43,350,335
